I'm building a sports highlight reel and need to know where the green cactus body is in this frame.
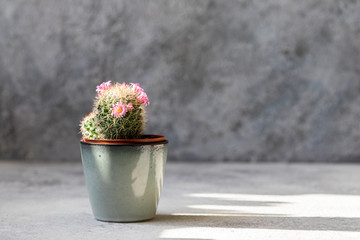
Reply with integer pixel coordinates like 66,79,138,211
80,112,100,139
80,82,149,140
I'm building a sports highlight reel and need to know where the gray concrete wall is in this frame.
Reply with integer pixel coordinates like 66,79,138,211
1,0,360,162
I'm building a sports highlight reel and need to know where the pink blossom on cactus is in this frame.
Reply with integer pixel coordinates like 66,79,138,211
130,83,144,94
125,103,134,110
130,83,140,88
111,102,127,118
138,91,150,105
96,81,112,95
130,83,149,105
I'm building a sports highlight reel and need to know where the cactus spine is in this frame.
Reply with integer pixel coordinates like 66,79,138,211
80,82,149,140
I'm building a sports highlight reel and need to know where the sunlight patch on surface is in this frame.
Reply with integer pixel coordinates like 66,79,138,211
170,212,247,217
186,193,360,218
159,227,360,240
188,204,269,211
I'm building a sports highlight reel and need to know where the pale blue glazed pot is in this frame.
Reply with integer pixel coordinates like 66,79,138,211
80,138,168,222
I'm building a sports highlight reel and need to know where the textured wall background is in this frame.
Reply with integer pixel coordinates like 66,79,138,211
1,0,360,162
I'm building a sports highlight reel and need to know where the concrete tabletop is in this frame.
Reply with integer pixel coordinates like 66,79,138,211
0,162,359,240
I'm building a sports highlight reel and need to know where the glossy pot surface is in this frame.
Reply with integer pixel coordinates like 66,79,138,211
80,140,168,222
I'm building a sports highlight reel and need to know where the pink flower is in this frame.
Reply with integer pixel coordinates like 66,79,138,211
130,83,149,105
138,91,150,105
130,83,144,94
125,103,134,110
96,81,112,95
111,102,127,118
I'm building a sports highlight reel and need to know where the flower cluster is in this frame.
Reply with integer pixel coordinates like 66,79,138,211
80,81,149,139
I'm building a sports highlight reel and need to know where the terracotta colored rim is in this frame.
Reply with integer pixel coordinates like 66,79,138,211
82,134,166,144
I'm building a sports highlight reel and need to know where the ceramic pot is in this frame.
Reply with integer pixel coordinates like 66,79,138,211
80,135,168,222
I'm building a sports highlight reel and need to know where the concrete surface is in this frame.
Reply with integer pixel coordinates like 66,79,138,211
1,1,360,162
0,162,360,240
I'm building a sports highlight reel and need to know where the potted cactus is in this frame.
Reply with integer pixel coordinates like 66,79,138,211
79,81,168,222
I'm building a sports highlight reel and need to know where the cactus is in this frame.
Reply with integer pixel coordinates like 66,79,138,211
80,81,149,140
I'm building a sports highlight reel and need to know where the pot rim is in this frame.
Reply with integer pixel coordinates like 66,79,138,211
81,134,166,145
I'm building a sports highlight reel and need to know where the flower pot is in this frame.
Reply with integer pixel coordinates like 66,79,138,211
80,135,168,222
